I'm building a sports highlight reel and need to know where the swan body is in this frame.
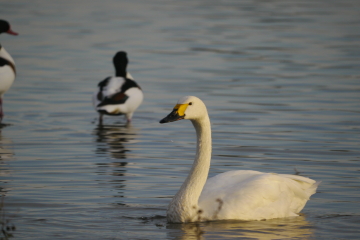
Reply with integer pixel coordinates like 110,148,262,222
93,51,143,123
0,19,18,122
160,96,319,223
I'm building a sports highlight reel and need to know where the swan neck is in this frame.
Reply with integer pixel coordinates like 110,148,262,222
168,115,212,222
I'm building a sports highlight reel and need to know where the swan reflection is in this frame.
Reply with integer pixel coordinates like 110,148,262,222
167,215,314,240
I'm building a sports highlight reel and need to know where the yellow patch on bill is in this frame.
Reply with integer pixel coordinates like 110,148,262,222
174,103,188,116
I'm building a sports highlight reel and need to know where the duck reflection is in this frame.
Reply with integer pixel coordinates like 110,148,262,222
0,131,17,237
167,215,314,240
92,123,138,203
93,122,136,160
0,132,14,195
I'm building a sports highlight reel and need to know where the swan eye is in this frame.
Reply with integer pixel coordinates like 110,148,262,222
189,102,193,105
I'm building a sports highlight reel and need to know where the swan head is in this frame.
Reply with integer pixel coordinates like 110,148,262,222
159,96,207,123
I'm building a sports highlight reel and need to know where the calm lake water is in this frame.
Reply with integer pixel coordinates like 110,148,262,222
1,0,359,239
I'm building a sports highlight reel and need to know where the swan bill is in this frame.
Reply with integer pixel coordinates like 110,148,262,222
159,104,189,123
159,109,185,123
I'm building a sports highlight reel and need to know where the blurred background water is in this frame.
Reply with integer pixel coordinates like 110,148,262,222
0,0,359,239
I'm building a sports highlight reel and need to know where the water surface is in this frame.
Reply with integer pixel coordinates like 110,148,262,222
1,0,359,239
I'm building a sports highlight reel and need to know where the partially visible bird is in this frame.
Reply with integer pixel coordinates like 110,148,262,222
93,51,143,124
0,19,18,123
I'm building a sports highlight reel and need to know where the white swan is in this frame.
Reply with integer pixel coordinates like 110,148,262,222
0,19,18,122
160,96,319,223
93,51,143,124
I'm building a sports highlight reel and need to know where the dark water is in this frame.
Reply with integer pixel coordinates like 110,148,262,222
1,0,359,239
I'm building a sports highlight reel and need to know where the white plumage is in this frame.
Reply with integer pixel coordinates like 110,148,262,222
0,46,15,94
0,19,18,122
93,51,143,123
160,96,319,223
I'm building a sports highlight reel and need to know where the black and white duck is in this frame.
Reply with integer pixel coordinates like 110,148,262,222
93,51,143,124
0,19,18,122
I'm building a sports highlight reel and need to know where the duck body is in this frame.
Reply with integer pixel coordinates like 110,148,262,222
0,45,15,96
93,75,143,121
0,19,18,122
160,96,319,223
93,51,143,123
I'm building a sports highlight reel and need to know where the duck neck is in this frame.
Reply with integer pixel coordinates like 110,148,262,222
0,47,14,65
0,47,16,74
115,68,127,78
168,115,212,222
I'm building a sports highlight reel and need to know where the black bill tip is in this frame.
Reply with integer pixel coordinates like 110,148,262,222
159,109,185,124
159,118,168,124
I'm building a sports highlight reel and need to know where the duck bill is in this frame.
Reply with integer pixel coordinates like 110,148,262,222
6,29,18,35
159,109,185,123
